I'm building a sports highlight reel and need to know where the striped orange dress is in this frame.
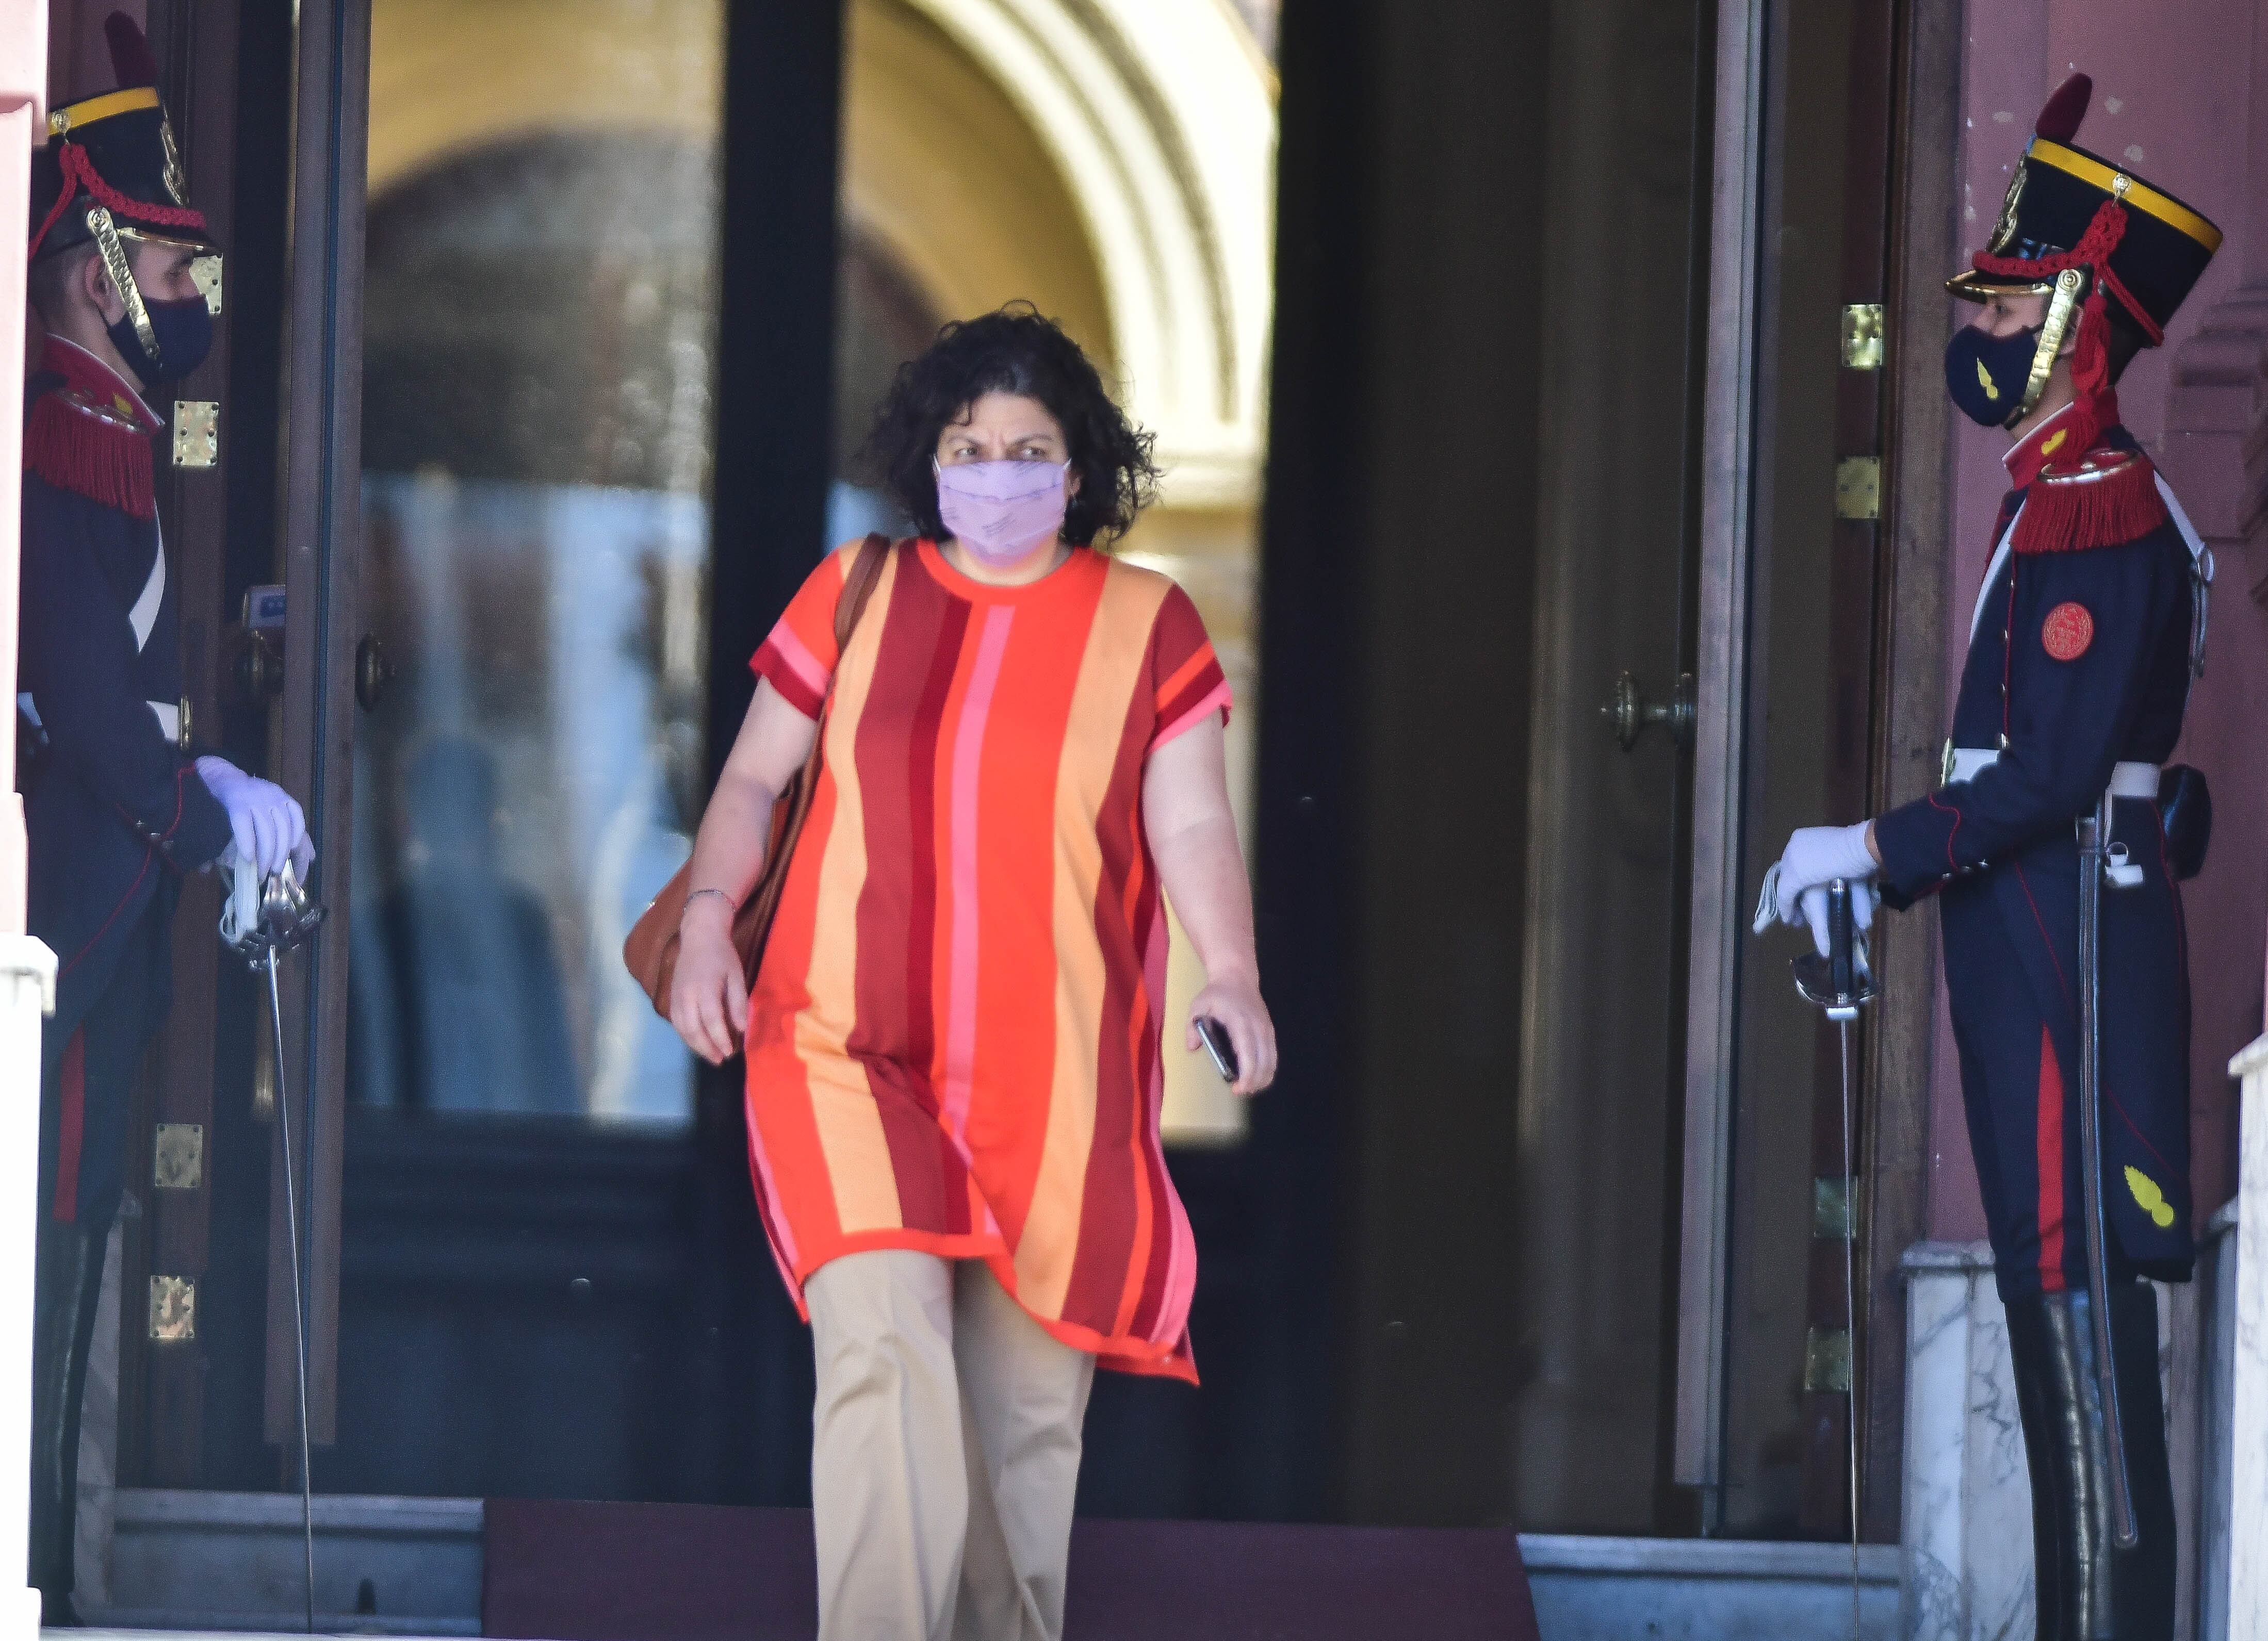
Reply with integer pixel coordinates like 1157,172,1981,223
744,538,1232,1381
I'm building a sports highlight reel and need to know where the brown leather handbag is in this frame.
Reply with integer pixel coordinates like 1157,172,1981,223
624,533,892,1022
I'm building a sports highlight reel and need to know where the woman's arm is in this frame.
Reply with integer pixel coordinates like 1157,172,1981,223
670,678,820,1064
1141,714,1277,1094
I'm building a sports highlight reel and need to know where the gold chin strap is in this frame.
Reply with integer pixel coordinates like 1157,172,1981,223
2010,266,2087,427
85,205,164,373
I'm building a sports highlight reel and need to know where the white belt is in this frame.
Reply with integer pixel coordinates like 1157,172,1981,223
1948,747,2158,800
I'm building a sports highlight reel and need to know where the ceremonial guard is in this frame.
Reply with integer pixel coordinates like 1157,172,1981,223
22,17,308,1618
1765,75,2218,1639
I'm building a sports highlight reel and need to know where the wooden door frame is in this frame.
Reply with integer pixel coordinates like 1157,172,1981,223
1675,0,1963,1534
1673,0,1768,1501
265,0,368,1450
1860,0,1963,1541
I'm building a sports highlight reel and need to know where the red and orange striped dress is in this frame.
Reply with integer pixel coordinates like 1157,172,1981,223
744,538,1231,1381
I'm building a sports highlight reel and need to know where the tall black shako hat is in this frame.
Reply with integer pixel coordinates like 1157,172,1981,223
1948,73,2221,424
28,12,216,267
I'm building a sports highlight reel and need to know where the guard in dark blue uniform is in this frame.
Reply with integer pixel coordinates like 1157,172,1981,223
1765,76,2218,1641
23,16,309,1619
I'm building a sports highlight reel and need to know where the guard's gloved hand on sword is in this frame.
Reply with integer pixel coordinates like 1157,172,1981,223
1754,820,1879,958
195,754,315,877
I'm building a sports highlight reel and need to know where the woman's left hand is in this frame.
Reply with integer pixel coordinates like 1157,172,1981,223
1187,974,1277,1096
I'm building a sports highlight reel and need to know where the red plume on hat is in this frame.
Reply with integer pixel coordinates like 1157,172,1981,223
103,12,161,89
2033,72,2090,142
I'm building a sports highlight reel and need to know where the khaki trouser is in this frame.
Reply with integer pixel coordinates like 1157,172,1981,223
807,1251,1096,1641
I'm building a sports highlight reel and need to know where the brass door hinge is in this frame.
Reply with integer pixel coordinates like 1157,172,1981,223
173,401,218,468
190,254,223,315
150,1275,197,1342
1813,1176,1853,1240
1835,456,1881,520
154,1123,205,1191
1842,303,1885,369
1804,1326,1852,1393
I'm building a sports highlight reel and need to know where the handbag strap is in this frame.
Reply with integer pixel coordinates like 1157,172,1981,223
834,532,892,655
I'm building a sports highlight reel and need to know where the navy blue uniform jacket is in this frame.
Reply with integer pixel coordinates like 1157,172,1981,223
20,354,232,1047
1873,421,2197,1282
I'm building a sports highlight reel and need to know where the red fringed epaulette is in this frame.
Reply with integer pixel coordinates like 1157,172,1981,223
2012,447,2168,555
22,382,158,520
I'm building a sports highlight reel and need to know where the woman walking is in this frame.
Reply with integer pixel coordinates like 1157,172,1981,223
667,305,1275,1640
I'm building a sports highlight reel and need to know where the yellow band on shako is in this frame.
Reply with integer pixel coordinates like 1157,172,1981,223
2026,138,2224,253
47,85,163,139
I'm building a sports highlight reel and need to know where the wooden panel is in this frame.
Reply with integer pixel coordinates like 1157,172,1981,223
265,0,368,1450
1676,0,1769,1495
1862,0,1964,1543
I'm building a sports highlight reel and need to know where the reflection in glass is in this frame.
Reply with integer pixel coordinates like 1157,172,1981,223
352,132,717,1125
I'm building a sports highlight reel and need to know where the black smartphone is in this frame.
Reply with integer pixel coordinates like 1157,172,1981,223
1196,1016,1239,1083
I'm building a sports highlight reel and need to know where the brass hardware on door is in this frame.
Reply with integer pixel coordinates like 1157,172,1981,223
356,635,395,712
172,400,219,468
149,1275,198,1343
1803,1325,1852,1393
154,1123,205,1191
1834,456,1881,520
1841,304,1885,369
227,629,285,703
1813,1176,1853,1241
190,254,223,315
1601,670,1695,751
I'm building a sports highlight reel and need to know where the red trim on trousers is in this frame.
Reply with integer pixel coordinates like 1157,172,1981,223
55,1028,86,1223
2036,1025,2067,1292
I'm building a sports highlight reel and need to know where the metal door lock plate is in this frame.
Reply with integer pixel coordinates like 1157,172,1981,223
173,400,219,468
154,1122,204,1190
149,1275,197,1342
1834,456,1880,520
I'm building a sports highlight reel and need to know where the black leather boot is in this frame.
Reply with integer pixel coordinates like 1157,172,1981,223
2004,1286,2179,1641
28,1221,107,1626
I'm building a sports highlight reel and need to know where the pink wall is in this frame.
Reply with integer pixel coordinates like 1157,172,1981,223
1929,0,2268,1241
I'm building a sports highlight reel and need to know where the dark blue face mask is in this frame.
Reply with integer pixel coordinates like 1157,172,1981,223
107,293,214,391
1944,321,2042,428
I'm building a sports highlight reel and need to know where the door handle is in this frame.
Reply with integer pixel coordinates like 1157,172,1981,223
355,635,395,712
1601,670,1695,751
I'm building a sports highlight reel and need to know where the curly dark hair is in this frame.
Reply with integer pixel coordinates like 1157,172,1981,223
860,303,1160,548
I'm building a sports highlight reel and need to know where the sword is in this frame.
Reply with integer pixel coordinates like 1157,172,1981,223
2076,794,2140,1549
222,860,328,1631
1790,880,1873,1639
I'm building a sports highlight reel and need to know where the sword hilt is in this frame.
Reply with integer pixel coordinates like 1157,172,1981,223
1792,879,1873,1021
1826,880,1856,1011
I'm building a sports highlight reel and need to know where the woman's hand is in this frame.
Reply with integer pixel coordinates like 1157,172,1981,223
667,678,819,1065
1144,714,1276,1096
670,894,749,1065
1188,972,1277,1095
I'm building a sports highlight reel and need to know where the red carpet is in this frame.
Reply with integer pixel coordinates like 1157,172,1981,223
483,1500,1541,1640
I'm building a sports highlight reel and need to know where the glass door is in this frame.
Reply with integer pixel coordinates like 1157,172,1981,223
1678,0,1904,1539
291,0,846,1504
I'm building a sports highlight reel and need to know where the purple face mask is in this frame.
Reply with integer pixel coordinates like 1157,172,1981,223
934,458,1070,566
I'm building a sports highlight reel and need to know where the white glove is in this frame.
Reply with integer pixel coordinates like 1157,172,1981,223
195,756,312,878
1756,822,1878,957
